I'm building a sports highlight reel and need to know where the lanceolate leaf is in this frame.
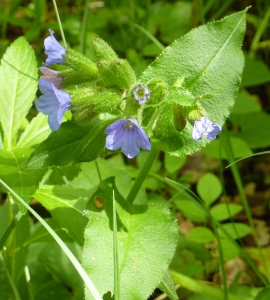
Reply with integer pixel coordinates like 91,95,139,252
82,178,178,300
0,37,38,149
140,10,247,156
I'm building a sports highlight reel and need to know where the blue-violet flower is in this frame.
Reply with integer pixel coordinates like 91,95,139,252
134,84,150,105
37,79,71,131
192,117,221,140
40,67,63,88
44,29,66,66
105,118,151,158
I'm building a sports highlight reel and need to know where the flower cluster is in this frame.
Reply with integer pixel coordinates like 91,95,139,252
37,31,70,131
37,31,222,158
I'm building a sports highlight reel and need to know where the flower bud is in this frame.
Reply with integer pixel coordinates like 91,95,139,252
64,48,98,81
98,59,136,89
91,36,118,62
71,88,122,114
143,79,168,106
71,106,97,125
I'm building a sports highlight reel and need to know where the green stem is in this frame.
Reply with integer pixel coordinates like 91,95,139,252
113,190,120,300
170,270,244,300
52,0,67,47
80,0,91,54
95,160,102,181
126,148,159,204
131,23,165,51
222,127,269,284
250,6,270,58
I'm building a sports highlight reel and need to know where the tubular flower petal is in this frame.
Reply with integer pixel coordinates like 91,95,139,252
192,117,221,141
134,84,150,105
37,79,71,131
105,118,151,158
40,67,63,88
43,29,66,66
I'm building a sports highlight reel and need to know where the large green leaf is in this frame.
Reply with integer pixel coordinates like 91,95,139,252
0,148,45,213
26,118,114,169
0,36,38,149
82,178,178,300
34,185,90,245
139,10,246,156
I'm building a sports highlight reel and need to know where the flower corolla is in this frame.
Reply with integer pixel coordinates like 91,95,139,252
37,79,71,131
134,84,150,105
44,29,66,66
105,118,151,158
192,117,221,140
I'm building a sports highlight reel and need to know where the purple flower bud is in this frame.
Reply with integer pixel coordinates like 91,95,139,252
134,84,150,105
105,118,151,158
39,67,63,88
43,29,66,66
37,79,71,131
192,117,222,141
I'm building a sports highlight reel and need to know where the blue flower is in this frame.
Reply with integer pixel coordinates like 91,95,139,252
43,29,66,66
105,118,151,158
134,84,150,105
192,117,221,140
37,79,71,131
40,67,63,88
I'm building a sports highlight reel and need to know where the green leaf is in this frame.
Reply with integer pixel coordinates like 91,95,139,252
231,92,261,115
220,239,240,260
210,203,243,221
173,199,207,222
0,36,38,149
16,113,51,148
26,118,114,168
203,136,253,159
38,242,84,299
34,185,90,245
140,10,246,155
197,173,222,207
0,148,45,213
82,178,178,300
164,153,186,173
186,227,215,244
241,55,270,87
218,223,252,239
230,112,270,149
255,287,270,300
158,270,178,300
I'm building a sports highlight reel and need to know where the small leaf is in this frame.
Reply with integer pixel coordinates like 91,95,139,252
197,173,222,207
210,203,243,221
186,227,215,244
218,223,252,239
164,153,186,173
173,199,207,222
0,36,38,149
220,239,240,260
